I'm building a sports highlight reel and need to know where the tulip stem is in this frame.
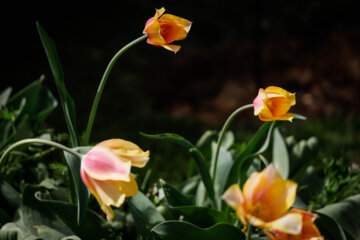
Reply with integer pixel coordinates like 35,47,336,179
246,224,253,240
83,34,148,145
0,138,82,167
212,104,253,184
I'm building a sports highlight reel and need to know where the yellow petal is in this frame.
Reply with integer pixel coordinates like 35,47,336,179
259,179,297,220
265,96,292,117
160,14,192,33
118,174,138,197
162,44,181,53
265,212,303,235
98,139,150,168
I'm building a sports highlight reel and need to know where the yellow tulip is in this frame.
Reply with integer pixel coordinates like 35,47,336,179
222,164,302,235
80,139,149,221
253,86,296,121
265,208,324,240
143,7,192,53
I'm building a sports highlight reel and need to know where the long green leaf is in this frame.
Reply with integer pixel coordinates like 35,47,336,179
160,179,195,207
317,194,360,239
315,212,347,240
128,191,165,238
36,23,78,147
63,147,91,224
272,127,289,179
151,221,245,240
0,229,17,240
141,132,216,207
225,122,276,188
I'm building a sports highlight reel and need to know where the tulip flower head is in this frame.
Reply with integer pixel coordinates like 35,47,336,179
253,86,296,122
222,164,302,235
80,139,150,221
143,7,192,53
265,208,324,240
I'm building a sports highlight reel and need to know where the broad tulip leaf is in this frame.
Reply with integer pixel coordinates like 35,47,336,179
128,191,165,238
0,222,41,240
34,191,106,239
0,229,17,240
160,179,194,206
63,147,91,224
34,225,65,240
152,221,245,240
37,23,78,147
272,127,289,179
0,87,12,109
141,132,215,206
315,212,347,240
171,206,229,228
317,194,360,239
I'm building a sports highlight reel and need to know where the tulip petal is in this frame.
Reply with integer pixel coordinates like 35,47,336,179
253,88,266,115
221,184,244,209
259,179,297,220
97,139,150,168
162,44,181,53
82,146,131,181
266,96,292,117
266,212,303,235
160,14,192,32
119,174,138,197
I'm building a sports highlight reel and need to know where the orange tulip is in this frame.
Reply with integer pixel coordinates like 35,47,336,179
253,86,296,121
265,208,324,240
80,139,149,221
222,164,302,235
143,7,192,53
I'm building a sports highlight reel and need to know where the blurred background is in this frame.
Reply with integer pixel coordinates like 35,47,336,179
2,0,359,182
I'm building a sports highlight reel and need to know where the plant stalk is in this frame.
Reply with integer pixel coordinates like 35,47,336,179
212,104,253,183
83,34,148,144
0,138,82,167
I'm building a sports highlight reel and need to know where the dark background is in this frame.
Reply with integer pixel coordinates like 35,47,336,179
2,0,360,180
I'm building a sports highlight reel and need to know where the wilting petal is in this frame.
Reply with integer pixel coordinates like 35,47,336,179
82,146,131,181
97,139,150,168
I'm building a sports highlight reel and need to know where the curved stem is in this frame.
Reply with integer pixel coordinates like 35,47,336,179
83,34,148,145
246,223,253,240
212,104,253,183
0,138,82,167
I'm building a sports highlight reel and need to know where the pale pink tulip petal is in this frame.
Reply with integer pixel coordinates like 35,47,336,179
82,147,131,181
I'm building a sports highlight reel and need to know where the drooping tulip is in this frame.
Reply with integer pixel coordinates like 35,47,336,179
253,86,296,121
143,7,192,53
265,208,324,240
222,164,302,235
80,139,149,221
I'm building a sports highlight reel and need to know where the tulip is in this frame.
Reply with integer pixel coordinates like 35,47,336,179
143,7,192,53
253,86,296,121
80,139,150,221
222,164,302,235
265,208,324,240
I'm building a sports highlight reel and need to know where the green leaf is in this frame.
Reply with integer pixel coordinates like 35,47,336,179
36,23,78,147
317,194,360,239
141,132,215,206
128,191,165,238
15,186,73,237
226,122,276,188
0,180,21,208
7,76,58,128
0,222,42,240
160,179,194,207
63,147,91,224
34,191,106,239
151,221,245,240
0,228,17,240
0,87,12,110
272,128,289,179
34,225,66,240
171,206,229,228
315,212,347,240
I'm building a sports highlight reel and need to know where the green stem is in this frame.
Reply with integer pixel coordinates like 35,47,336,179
0,138,82,167
246,223,253,240
212,104,253,183
83,34,148,145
